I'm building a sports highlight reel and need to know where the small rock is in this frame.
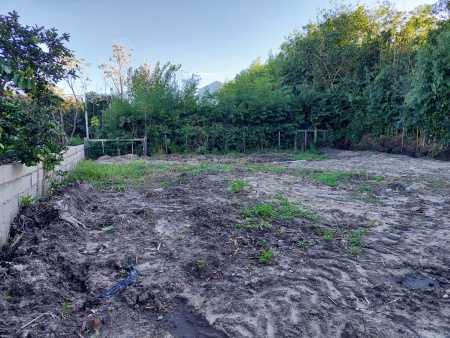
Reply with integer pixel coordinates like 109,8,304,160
157,315,164,321
410,206,422,212
443,294,449,299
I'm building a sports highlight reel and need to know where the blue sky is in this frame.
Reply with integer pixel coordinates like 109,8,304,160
1,0,430,93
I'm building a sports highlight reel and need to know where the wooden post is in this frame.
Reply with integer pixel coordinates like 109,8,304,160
131,141,134,155
101,141,105,155
165,135,168,155
84,137,89,158
401,126,405,153
314,127,318,143
116,138,120,156
143,136,148,157
242,132,246,153
304,131,307,151
294,131,298,151
278,131,281,151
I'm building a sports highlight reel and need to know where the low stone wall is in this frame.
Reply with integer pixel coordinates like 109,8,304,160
0,145,84,247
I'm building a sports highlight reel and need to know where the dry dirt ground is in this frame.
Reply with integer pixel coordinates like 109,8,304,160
1,150,450,338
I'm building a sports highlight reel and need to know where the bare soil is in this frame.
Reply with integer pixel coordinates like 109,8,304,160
1,150,450,338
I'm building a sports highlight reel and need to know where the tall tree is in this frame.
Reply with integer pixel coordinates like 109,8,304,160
99,43,132,100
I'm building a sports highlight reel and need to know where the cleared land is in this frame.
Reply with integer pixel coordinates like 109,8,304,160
1,150,450,338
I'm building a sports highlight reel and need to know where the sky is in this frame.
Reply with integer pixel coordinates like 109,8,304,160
1,0,431,94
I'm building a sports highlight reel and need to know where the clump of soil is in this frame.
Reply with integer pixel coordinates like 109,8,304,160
1,151,450,337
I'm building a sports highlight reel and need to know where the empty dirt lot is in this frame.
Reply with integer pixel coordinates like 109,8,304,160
1,150,450,337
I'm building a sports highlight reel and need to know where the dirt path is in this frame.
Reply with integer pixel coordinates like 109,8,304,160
1,150,449,337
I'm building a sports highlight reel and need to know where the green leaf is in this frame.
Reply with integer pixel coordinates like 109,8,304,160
1,64,12,74
27,79,35,90
102,226,113,231
13,73,21,84
18,77,28,90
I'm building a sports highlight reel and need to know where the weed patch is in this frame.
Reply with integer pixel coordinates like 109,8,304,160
349,228,368,254
241,195,318,222
259,248,274,264
290,153,327,161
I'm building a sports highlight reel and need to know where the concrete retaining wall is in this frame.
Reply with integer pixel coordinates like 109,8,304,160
0,145,84,247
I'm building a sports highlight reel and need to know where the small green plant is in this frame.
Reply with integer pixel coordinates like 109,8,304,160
230,179,246,194
197,258,207,270
20,195,37,206
356,185,371,192
101,226,113,231
60,299,72,319
259,248,274,264
276,228,286,236
118,265,127,276
257,240,267,247
291,239,314,249
349,228,368,254
323,231,333,240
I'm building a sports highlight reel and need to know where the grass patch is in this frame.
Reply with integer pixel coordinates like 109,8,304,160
311,170,353,187
356,185,371,192
69,160,234,189
290,153,327,161
241,195,318,221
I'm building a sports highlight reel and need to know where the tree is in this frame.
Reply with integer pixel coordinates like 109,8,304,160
99,43,132,100
63,57,91,138
0,11,72,168
0,11,74,101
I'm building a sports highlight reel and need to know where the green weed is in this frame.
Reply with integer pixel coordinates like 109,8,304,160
257,240,267,247
197,258,207,270
276,228,286,236
230,179,246,193
311,170,353,187
60,299,72,319
291,239,314,248
349,228,368,254
356,185,371,192
323,231,333,240
20,195,37,206
259,248,274,264
241,195,318,221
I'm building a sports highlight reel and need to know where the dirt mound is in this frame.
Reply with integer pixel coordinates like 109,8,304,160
1,151,450,337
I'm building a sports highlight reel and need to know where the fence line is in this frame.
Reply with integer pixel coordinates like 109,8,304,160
84,137,147,158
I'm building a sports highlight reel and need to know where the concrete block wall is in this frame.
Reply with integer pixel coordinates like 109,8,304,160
0,145,84,247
